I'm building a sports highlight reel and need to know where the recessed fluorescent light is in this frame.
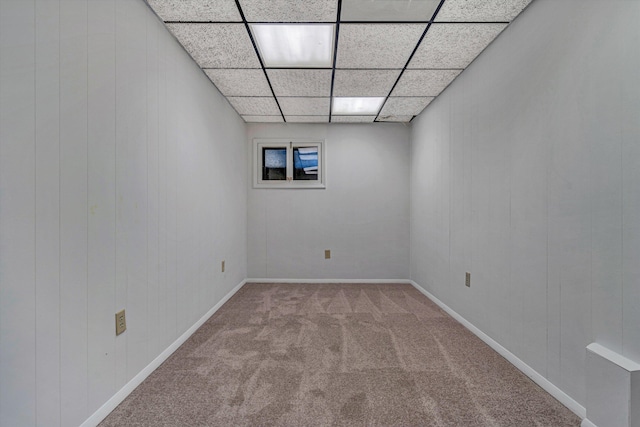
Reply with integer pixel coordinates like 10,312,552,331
250,24,335,68
332,97,386,115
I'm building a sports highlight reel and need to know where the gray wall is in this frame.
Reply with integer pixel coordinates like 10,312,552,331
247,123,410,280
410,0,640,407
0,0,247,425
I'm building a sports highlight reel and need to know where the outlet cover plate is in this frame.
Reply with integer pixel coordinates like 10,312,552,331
115,309,126,336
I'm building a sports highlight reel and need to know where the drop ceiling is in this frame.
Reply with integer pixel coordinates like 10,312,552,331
145,0,533,123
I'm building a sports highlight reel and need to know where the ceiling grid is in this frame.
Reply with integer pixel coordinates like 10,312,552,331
146,0,534,123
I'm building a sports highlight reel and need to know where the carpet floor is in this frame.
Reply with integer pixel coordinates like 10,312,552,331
100,283,581,426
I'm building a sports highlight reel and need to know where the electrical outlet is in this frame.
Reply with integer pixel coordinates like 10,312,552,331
115,309,126,336
465,272,471,288
325,249,331,259
221,260,225,272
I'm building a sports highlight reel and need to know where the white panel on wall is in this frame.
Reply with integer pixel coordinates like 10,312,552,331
34,1,61,426
114,0,130,390
87,0,117,416
1,0,248,425
410,0,640,412
60,0,89,425
146,11,161,362
247,123,410,280
0,1,37,426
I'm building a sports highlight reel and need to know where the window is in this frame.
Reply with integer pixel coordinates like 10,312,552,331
254,139,325,188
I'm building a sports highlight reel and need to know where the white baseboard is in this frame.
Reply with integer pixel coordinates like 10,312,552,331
80,279,247,427
581,419,597,427
409,280,586,420
246,278,413,284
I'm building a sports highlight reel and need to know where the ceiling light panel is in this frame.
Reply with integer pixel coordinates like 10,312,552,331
435,0,533,22
147,0,242,22
205,69,272,96
333,70,401,97
278,98,331,116
166,24,260,68
331,116,376,123
380,97,434,116
332,97,385,115
251,24,335,68
267,69,333,97
341,0,440,22
391,69,461,97
242,116,284,122
285,116,330,123
336,24,426,69
409,23,507,69
239,0,338,22
377,115,414,122
227,97,281,115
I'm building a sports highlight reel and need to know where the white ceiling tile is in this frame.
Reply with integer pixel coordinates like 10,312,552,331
242,115,284,122
267,69,333,97
285,116,330,123
377,114,414,122
336,24,426,69
166,24,260,68
147,0,242,22
205,69,272,96
391,69,461,97
333,70,401,97
239,0,338,22
380,97,434,116
341,0,440,22
278,98,330,116
227,97,281,115
331,116,376,123
409,23,506,69
435,0,533,22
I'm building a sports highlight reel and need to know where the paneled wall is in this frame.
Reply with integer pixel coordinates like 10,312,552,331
247,123,410,280
410,0,640,407
0,1,247,425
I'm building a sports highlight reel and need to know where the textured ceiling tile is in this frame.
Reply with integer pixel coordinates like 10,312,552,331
242,115,284,122
285,116,330,123
147,0,242,22
435,0,533,22
278,98,330,116
341,0,440,22
377,114,414,122
336,24,426,69
166,24,260,68
205,69,272,96
333,70,401,97
380,97,434,116
267,70,333,97
409,23,507,69
239,0,338,22
391,69,461,97
227,97,281,115
331,115,376,123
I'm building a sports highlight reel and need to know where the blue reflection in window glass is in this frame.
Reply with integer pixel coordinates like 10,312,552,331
264,148,286,168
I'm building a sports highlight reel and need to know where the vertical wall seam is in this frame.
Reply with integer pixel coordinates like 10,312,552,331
33,2,38,423
85,1,90,418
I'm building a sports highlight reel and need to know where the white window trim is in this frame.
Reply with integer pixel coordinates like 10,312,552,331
253,138,326,189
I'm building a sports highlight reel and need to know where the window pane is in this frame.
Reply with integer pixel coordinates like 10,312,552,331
293,147,318,181
262,147,286,180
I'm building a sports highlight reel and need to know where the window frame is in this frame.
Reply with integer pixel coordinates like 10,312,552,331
253,138,326,189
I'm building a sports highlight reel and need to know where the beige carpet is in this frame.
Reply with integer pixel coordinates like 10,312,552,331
100,283,580,426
